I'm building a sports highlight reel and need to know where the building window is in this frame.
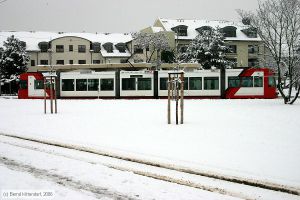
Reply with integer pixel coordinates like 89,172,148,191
38,42,49,52
241,77,253,87
204,77,219,90
92,42,101,53
76,79,87,91
120,59,127,63
62,79,74,91
189,77,202,90
78,45,86,53
56,60,64,65
122,78,136,90
138,78,151,90
227,45,237,53
179,46,188,53
134,45,143,54
34,80,44,89
248,59,259,67
115,43,126,53
78,60,86,64
160,78,168,90
248,45,259,54
93,60,100,64
31,60,35,66
56,45,64,53
40,60,48,65
254,76,263,87
172,25,188,36
69,60,73,64
103,43,113,53
88,79,99,91
221,26,237,37
69,45,73,52
228,77,240,87
100,79,114,91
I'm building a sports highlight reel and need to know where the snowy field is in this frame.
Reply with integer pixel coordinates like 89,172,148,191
0,98,300,199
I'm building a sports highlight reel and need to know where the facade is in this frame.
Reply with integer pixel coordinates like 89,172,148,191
136,18,264,68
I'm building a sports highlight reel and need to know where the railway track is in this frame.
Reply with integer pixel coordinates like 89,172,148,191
0,133,299,200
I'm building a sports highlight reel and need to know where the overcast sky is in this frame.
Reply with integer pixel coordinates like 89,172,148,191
0,0,259,33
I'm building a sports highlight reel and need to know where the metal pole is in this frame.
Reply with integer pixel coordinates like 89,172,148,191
54,77,57,114
180,73,184,124
50,76,53,114
167,74,171,124
44,77,46,114
175,76,179,125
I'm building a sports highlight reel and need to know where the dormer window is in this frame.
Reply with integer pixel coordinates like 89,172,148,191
115,43,126,53
38,42,49,52
195,26,213,35
103,42,113,53
241,27,257,38
171,25,188,36
91,42,101,53
220,26,237,37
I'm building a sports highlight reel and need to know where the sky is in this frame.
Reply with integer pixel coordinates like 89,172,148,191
0,0,259,33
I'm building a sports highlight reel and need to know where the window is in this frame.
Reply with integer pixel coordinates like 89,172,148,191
56,60,64,65
268,76,276,87
40,60,48,65
56,45,64,53
160,78,168,90
38,42,49,52
78,45,86,53
122,78,136,90
227,45,237,53
134,45,143,54
241,77,253,87
179,46,188,53
103,43,113,53
189,77,202,90
92,42,101,53
31,60,35,66
88,79,99,91
120,59,127,63
248,45,259,54
34,80,44,89
62,79,74,91
138,78,151,90
204,77,219,90
19,80,28,89
221,26,237,37
254,76,263,87
115,43,126,53
76,79,87,91
184,77,188,90
248,59,259,67
69,60,73,64
69,45,73,52
101,79,114,91
171,25,188,36
93,60,100,64
78,60,86,64
228,77,240,87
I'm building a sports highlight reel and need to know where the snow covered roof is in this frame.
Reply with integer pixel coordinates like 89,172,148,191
0,31,133,57
156,18,261,41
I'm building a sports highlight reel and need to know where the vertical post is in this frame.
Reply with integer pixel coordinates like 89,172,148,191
50,76,53,114
54,77,57,114
175,75,179,125
167,74,171,124
180,73,184,124
44,77,46,114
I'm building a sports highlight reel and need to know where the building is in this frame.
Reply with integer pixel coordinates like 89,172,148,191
137,18,264,68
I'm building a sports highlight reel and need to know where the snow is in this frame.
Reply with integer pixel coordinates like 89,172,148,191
157,18,262,41
0,98,300,199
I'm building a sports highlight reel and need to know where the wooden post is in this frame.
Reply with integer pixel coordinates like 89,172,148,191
180,73,184,124
54,77,57,114
50,76,53,114
44,77,46,114
167,74,171,124
175,76,179,125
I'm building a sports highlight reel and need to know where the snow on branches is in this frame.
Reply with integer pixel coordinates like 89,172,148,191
0,35,29,81
179,28,233,69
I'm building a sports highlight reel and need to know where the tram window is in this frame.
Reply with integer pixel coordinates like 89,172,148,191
138,78,151,90
228,77,240,87
268,76,276,87
34,80,44,89
204,77,219,90
88,79,99,91
62,79,74,91
122,78,136,90
19,80,28,89
189,77,202,90
76,79,87,91
101,79,114,91
241,77,253,87
160,78,168,90
184,77,188,90
254,76,263,87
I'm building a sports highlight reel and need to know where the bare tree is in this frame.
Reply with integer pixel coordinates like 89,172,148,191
238,0,300,104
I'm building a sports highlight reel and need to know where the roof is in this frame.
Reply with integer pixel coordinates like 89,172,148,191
0,31,133,57
156,18,261,41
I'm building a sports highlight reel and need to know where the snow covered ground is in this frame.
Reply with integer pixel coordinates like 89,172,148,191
0,98,300,199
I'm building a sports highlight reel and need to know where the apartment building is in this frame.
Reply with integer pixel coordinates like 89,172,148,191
136,18,264,68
